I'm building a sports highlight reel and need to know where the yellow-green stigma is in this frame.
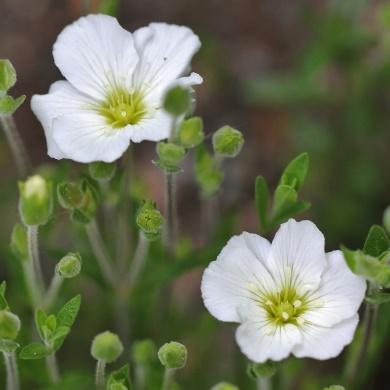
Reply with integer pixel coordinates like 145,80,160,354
260,287,308,327
98,88,147,128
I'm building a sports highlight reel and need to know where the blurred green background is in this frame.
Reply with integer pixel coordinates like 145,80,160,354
0,0,389,389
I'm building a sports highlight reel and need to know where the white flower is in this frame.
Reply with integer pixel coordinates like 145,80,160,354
31,14,202,163
201,219,366,362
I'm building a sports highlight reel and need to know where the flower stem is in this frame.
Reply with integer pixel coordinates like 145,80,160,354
46,353,60,384
128,232,150,289
95,359,106,389
257,377,271,390
164,172,177,255
3,351,20,390
86,219,116,286
161,368,175,390
0,115,30,178
43,273,63,310
27,225,45,303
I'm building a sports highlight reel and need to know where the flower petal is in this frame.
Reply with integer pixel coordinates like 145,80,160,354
133,23,201,99
302,250,366,327
236,305,302,362
267,219,327,294
293,314,359,360
53,14,138,99
201,232,274,323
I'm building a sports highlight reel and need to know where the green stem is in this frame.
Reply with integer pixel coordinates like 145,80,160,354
257,377,271,390
27,225,44,302
164,172,177,255
0,115,30,177
95,359,106,389
43,274,63,310
3,351,20,390
46,353,60,384
161,368,175,390
86,219,116,286
21,261,40,309
128,232,150,289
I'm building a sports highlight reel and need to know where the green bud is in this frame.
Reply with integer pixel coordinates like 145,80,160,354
132,339,157,365
91,331,123,363
0,311,21,340
18,175,53,226
136,201,164,240
177,117,204,148
212,126,244,158
10,223,28,261
210,382,239,390
383,206,390,235
158,341,187,369
71,179,98,224
163,85,191,116
57,182,83,210
0,60,16,92
0,95,26,115
155,142,186,172
56,253,82,278
88,161,117,182
247,361,277,379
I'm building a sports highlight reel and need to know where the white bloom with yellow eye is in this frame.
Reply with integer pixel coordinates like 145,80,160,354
201,219,366,362
31,14,202,163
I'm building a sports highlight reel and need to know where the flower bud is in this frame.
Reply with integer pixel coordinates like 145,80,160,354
57,182,83,210
10,223,28,261
247,361,277,379
70,180,98,224
0,95,26,115
383,206,390,235
163,85,191,116
132,339,157,365
158,341,187,369
155,142,186,172
0,60,16,92
136,201,164,240
91,331,123,363
177,117,204,148
211,382,239,390
88,161,117,182
0,310,21,340
18,175,53,226
212,126,244,158
56,253,82,278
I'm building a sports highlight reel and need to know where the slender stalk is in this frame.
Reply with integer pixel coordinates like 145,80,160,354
128,232,150,289
95,359,106,389
257,377,271,390
46,353,60,384
164,172,177,255
3,351,20,390
27,225,44,301
161,368,175,390
85,219,116,286
22,261,40,309
0,115,30,177
43,274,63,310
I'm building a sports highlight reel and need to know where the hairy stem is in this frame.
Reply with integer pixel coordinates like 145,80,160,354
3,351,20,390
161,368,175,390
164,173,177,255
86,219,116,286
95,359,106,389
46,353,60,384
27,225,44,303
128,232,150,289
0,115,30,177
257,377,271,390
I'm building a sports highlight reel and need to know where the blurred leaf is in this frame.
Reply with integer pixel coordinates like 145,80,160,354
279,152,309,191
35,309,47,341
107,364,132,389
273,184,297,213
20,343,52,360
365,292,390,305
363,225,390,258
99,0,119,16
255,176,269,232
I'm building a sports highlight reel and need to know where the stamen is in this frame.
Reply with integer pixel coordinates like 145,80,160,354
293,300,302,308
281,312,289,321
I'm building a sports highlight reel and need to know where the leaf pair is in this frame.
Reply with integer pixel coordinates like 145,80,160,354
255,153,311,234
20,295,81,359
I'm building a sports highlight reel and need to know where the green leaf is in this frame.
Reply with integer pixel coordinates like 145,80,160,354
255,176,269,231
57,295,81,328
46,314,57,333
51,326,70,342
273,184,297,213
363,225,390,258
19,343,52,360
0,94,25,115
0,281,6,296
107,364,132,389
0,281,8,310
271,200,311,227
0,339,19,353
365,292,390,305
35,309,47,341
279,152,309,190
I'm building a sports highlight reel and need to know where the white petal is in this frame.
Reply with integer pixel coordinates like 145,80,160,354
293,314,359,360
133,23,201,98
267,219,327,294
236,305,302,362
53,14,138,99
302,250,366,327
201,232,274,323
52,112,131,163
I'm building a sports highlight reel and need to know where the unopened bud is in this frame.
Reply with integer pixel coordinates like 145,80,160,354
136,201,164,240
155,142,186,172
163,86,191,116
211,382,239,390
0,310,21,340
19,175,52,226
57,182,83,210
132,339,157,365
56,253,82,278
0,60,16,92
177,117,204,148
212,126,244,158
88,161,116,182
158,341,187,369
91,331,123,363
